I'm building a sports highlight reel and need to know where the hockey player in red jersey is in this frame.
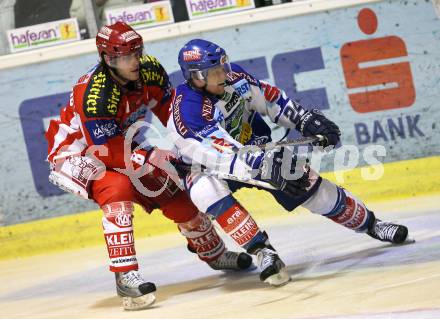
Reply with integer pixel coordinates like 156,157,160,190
45,22,252,311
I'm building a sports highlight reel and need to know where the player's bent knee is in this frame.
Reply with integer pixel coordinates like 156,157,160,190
160,190,199,223
302,178,339,215
189,174,231,213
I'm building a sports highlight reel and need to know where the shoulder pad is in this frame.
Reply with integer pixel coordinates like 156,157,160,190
82,65,121,118
139,54,167,87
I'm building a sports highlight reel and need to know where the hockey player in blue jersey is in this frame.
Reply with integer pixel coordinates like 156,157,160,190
167,39,410,286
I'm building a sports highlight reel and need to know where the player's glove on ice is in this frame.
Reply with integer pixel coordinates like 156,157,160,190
298,109,341,148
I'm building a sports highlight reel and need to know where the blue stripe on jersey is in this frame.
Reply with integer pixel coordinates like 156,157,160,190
229,154,237,174
273,95,290,124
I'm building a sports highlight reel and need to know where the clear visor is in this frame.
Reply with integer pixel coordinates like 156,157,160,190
106,49,143,68
190,55,231,81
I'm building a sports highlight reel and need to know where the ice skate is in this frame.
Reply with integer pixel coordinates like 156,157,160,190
249,243,291,286
367,212,413,244
208,250,254,271
115,270,156,311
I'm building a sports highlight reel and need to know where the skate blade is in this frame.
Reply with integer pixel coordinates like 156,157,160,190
122,293,156,311
264,269,291,287
402,237,416,245
218,263,258,272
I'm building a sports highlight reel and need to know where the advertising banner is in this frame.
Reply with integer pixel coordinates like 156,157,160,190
104,1,174,29
0,0,439,225
7,18,80,53
185,0,255,20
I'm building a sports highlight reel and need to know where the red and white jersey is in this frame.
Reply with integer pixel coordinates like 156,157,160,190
45,54,173,169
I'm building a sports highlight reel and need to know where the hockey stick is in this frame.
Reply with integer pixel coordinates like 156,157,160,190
209,134,325,154
246,134,325,151
177,162,278,190
177,135,323,190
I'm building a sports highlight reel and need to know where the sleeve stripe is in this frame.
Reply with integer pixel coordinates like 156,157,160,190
229,154,238,174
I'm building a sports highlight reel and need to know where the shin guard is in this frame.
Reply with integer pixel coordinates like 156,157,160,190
325,187,372,231
178,212,225,262
303,179,373,232
215,201,266,250
102,201,138,272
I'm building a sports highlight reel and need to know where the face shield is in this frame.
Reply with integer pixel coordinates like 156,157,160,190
190,55,231,82
106,48,143,68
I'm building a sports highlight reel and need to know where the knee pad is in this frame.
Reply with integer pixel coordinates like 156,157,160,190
301,178,339,215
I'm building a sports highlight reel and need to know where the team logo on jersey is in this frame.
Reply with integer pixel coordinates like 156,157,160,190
223,91,240,112
106,84,120,115
85,71,106,115
210,136,234,153
140,68,165,87
85,119,121,145
183,49,202,62
225,104,244,140
238,122,252,145
227,71,258,86
173,94,188,136
202,97,214,121
84,68,122,117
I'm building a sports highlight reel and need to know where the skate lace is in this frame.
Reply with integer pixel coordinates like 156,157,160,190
375,221,398,241
209,251,237,268
257,248,277,271
121,271,145,288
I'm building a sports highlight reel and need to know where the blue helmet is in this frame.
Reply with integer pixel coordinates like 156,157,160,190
178,39,231,81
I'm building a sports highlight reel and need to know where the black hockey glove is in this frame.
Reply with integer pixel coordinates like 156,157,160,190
260,148,310,197
298,109,341,148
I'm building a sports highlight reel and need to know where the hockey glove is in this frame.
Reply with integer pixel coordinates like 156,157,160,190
259,148,310,197
298,109,341,148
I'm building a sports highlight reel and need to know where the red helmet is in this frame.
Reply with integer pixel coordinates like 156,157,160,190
96,22,143,58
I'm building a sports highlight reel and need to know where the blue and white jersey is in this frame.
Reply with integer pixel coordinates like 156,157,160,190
167,63,307,179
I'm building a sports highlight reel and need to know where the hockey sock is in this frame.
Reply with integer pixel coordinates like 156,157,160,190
178,212,225,262
102,201,138,272
302,179,373,232
209,195,267,250
324,187,373,231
